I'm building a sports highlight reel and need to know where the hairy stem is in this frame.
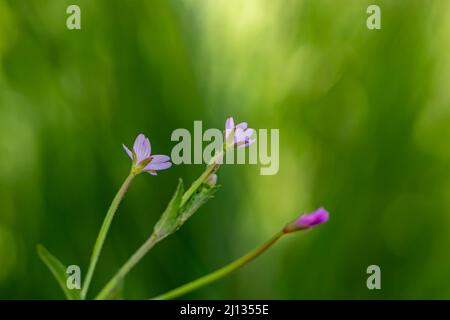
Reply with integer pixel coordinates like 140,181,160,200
81,172,135,299
152,231,284,300
95,233,159,300
181,151,222,207
96,153,223,299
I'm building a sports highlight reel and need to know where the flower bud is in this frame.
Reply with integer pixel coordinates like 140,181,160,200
283,207,329,233
205,173,218,187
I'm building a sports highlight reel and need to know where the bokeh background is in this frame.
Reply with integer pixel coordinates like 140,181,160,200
0,0,449,299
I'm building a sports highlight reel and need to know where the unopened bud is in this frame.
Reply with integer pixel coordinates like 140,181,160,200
283,207,329,233
206,174,218,187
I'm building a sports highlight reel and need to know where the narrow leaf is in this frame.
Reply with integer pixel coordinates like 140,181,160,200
180,184,220,224
37,244,81,300
153,178,184,241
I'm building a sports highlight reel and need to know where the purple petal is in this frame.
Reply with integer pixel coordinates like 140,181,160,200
147,171,157,176
133,134,145,157
144,161,172,171
234,127,245,137
133,134,151,163
225,117,235,130
243,128,254,138
122,144,133,159
234,128,250,145
238,138,256,149
236,122,248,130
144,138,151,158
151,155,171,163
296,207,329,228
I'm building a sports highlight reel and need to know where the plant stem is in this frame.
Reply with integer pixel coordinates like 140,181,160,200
96,154,223,299
181,152,223,207
95,233,159,300
81,172,135,299
152,231,284,300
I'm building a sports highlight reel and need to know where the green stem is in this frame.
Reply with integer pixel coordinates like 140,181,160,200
95,233,159,300
152,231,284,300
81,172,135,299
180,151,223,207
96,152,224,299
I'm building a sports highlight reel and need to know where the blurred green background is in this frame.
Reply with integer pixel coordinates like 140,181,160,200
0,0,449,299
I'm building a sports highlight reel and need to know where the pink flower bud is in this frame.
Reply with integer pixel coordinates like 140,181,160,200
283,207,329,233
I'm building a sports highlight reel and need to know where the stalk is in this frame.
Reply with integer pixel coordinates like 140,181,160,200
95,233,159,300
96,151,225,299
180,151,222,207
81,172,135,299
153,231,284,300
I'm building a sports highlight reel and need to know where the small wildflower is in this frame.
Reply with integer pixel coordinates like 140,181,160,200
283,207,329,233
123,133,172,175
224,117,255,149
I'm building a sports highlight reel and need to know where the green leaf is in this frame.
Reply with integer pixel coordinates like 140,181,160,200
153,178,184,241
180,184,220,224
37,244,81,300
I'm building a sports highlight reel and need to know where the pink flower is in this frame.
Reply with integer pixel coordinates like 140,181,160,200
283,207,329,233
123,133,172,175
225,117,255,148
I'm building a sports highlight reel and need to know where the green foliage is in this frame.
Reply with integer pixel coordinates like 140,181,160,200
153,178,220,242
180,184,221,225
37,245,81,300
153,179,185,242
1,0,449,299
